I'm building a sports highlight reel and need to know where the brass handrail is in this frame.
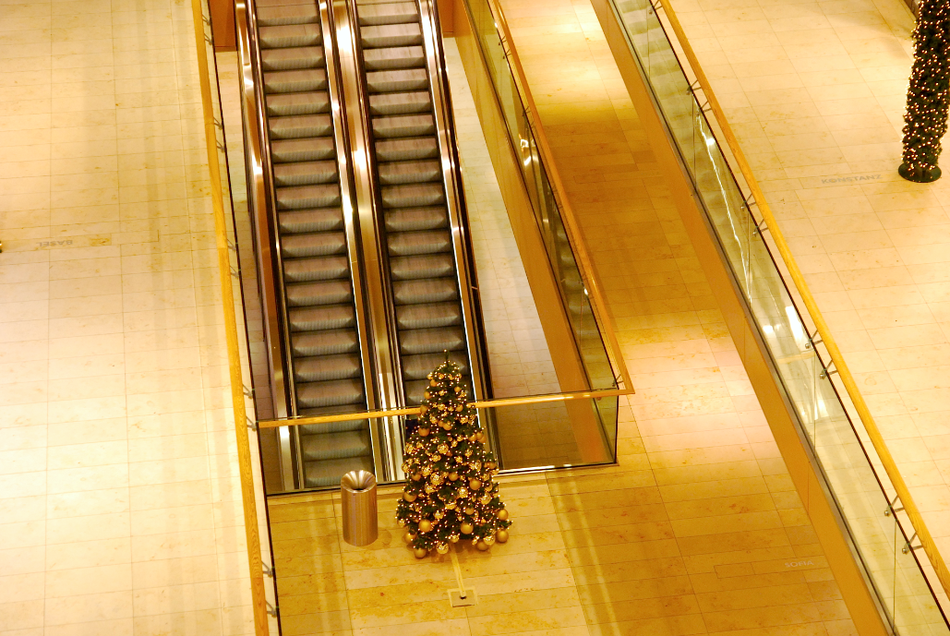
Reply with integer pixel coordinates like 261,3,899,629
189,1,271,634
658,0,950,601
481,0,632,393
258,386,634,428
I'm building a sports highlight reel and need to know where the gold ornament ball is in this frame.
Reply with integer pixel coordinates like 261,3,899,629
436,543,450,555
419,428,429,437
404,532,416,544
418,519,433,533
403,492,417,503
430,379,438,387
479,495,491,505
460,522,474,535
469,479,481,490
496,529,509,543
464,507,475,516
448,472,458,481
413,547,428,559
411,473,422,481
425,484,436,494
484,535,495,546
476,541,490,551
496,509,509,521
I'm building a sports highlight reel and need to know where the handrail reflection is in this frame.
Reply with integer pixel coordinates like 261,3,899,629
258,386,634,428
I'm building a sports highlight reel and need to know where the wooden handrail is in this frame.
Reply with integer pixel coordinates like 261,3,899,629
189,2,271,634
480,0,632,393
658,0,950,601
257,386,634,428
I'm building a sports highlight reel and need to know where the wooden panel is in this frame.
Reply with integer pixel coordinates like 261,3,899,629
210,0,236,51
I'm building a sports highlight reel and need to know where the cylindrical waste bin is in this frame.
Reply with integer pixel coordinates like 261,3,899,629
341,470,378,547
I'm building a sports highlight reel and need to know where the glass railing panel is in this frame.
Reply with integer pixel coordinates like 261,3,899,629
605,0,950,632
464,0,619,395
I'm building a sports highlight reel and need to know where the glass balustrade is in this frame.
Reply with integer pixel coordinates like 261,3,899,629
605,0,950,632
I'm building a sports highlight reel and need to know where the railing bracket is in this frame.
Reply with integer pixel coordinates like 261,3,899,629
266,602,279,618
885,495,904,516
263,562,275,578
247,419,259,432
903,533,922,554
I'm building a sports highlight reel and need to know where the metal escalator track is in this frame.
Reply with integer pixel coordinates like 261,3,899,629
352,0,479,405
252,0,375,487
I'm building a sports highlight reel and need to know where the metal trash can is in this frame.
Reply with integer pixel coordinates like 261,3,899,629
341,470,378,547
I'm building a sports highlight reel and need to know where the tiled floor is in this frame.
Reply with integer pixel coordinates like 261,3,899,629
267,9,858,636
0,1,252,634
668,0,950,566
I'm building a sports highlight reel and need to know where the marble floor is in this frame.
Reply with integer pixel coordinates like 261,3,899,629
0,0,253,634
668,0,950,570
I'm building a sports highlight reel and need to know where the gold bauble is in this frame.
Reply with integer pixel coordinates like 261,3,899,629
480,495,491,505
404,532,416,544
476,541,489,551
425,484,436,494
465,507,475,516
419,428,429,437
448,472,459,481
403,492,417,503
430,379,438,387
469,479,481,490
484,535,495,546
454,386,461,393
436,543,450,555
411,473,422,481
496,509,509,521
430,474,443,486
424,391,431,400
460,522,474,535
450,534,460,543
438,444,449,454
413,547,428,559
496,529,509,543
420,404,428,414
418,519,433,533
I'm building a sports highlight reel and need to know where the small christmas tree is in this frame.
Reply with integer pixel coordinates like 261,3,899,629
899,0,950,183
396,360,511,558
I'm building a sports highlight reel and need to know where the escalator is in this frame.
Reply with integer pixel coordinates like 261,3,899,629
252,0,374,486
351,0,475,405
242,0,487,489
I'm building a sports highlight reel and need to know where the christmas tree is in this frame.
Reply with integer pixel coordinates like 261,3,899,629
397,360,511,558
899,0,950,183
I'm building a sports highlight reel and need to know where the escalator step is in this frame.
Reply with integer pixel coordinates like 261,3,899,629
387,229,451,256
259,24,322,48
264,69,327,93
300,430,372,461
272,137,335,163
274,160,339,187
261,47,324,71
303,456,374,489
266,91,330,117
286,280,353,307
276,183,341,210
281,232,346,258
389,253,454,280
381,183,443,208
392,278,457,305
257,4,318,26
283,255,349,282
369,91,431,116
372,113,434,138
360,23,423,49
365,69,428,94
378,159,440,185
358,2,419,26
402,351,469,380
399,326,465,356
384,206,446,232
289,305,356,332
295,353,362,382
268,114,332,139
297,378,365,408
293,329,360,357
395,302,461,329
278,207,344,233
376,137,438,161
362,45,425,71
299,404,367,434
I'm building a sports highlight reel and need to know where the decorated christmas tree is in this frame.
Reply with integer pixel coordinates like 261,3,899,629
396,360,511,558
899,0,950,183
